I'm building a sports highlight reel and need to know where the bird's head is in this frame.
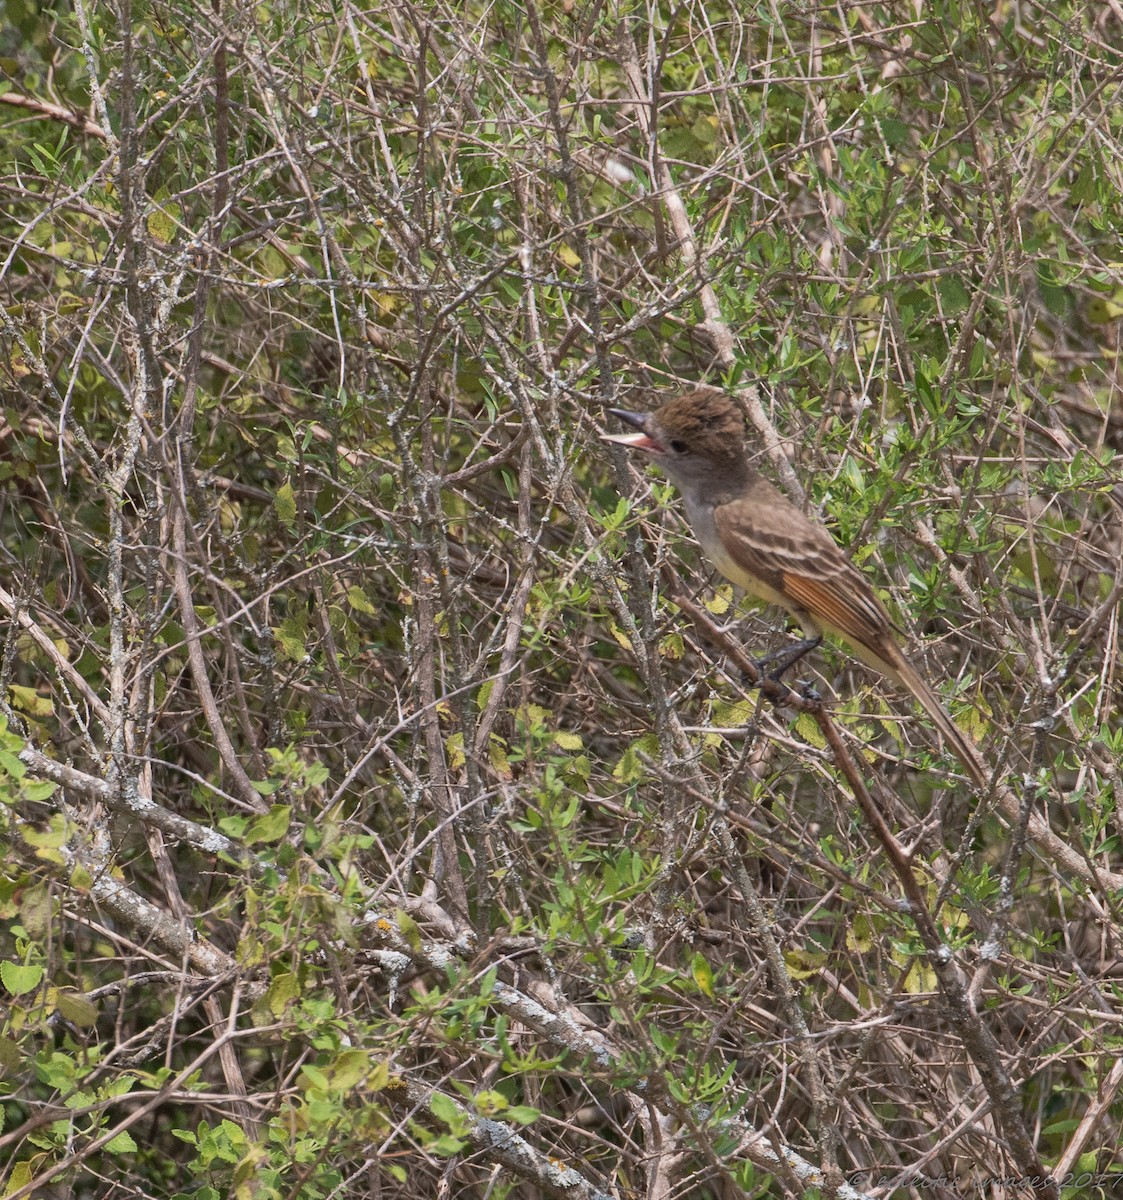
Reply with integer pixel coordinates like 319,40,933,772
602,388,749,489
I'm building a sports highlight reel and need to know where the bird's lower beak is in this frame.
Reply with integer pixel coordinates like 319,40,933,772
602,410,663,453
601,430,662,451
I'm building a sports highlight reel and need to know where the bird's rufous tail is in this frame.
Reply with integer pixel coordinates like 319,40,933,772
890,653,988,789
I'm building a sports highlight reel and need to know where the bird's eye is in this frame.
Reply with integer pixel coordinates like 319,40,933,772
669,438,688,453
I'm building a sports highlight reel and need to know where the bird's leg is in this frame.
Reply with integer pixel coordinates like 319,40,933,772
753,635,822,682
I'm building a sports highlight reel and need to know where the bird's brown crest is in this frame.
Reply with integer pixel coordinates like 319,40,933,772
653,388,746,464
655,388,743,438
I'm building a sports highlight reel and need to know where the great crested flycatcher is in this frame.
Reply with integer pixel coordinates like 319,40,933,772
604,387,986,788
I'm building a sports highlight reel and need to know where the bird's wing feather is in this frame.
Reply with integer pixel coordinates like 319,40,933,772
782,571,892,647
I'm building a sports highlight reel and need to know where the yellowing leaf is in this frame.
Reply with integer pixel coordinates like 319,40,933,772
609,622,632,650
553,730,583,751
1084,296,1123,323
395,908,422,951
328,1048,370,1091
146,200,180,244
659,632,684,660
521,704,550,729
902,960,937,994
690,952,714,998
795,711,827,750
488,736,512,779
704,586,733,615
613,734,659,784
712,699,752,728
556,243,581,269
370,291,398,318
0,1034,22,1071
783,946,826,981
846,915,874,955
19,884,51,938
274,482,297,528
265,972,301,1018
20,816,67,865
8,685,52,717
446,731,465,770
3,1158,43,1197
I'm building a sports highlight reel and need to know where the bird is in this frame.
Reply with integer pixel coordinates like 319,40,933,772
603,386,987,788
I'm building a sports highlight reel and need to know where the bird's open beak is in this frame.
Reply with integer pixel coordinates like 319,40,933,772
602,410,664,453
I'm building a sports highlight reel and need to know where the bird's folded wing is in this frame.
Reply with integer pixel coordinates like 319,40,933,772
713,486,894,648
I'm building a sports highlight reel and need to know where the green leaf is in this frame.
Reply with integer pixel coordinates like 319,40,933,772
0,961,43,996
0,749,25,779
22,780,57,802
506,1105,539,1125
244,805,291,846
428,1133,468,1157
273,612,307,662
0,1034,22,1071
346,585,376,615
711,698,752,728
55,991,98,1027
795,711,827,750
876,116,909,147
105,1129,138,1153
937,273,971,315
1069,160,1097,205
840,454,866,495
299,1065,329,1093
329,1049,370,1090
429,1090,463,1131
395,909,423,951
264,972,300,1018
19,884,51,938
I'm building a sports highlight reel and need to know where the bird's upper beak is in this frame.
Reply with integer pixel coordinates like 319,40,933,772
601,409,665,454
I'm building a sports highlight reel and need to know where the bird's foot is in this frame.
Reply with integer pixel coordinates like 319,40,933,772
753,636,823,683
794,679,821,702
